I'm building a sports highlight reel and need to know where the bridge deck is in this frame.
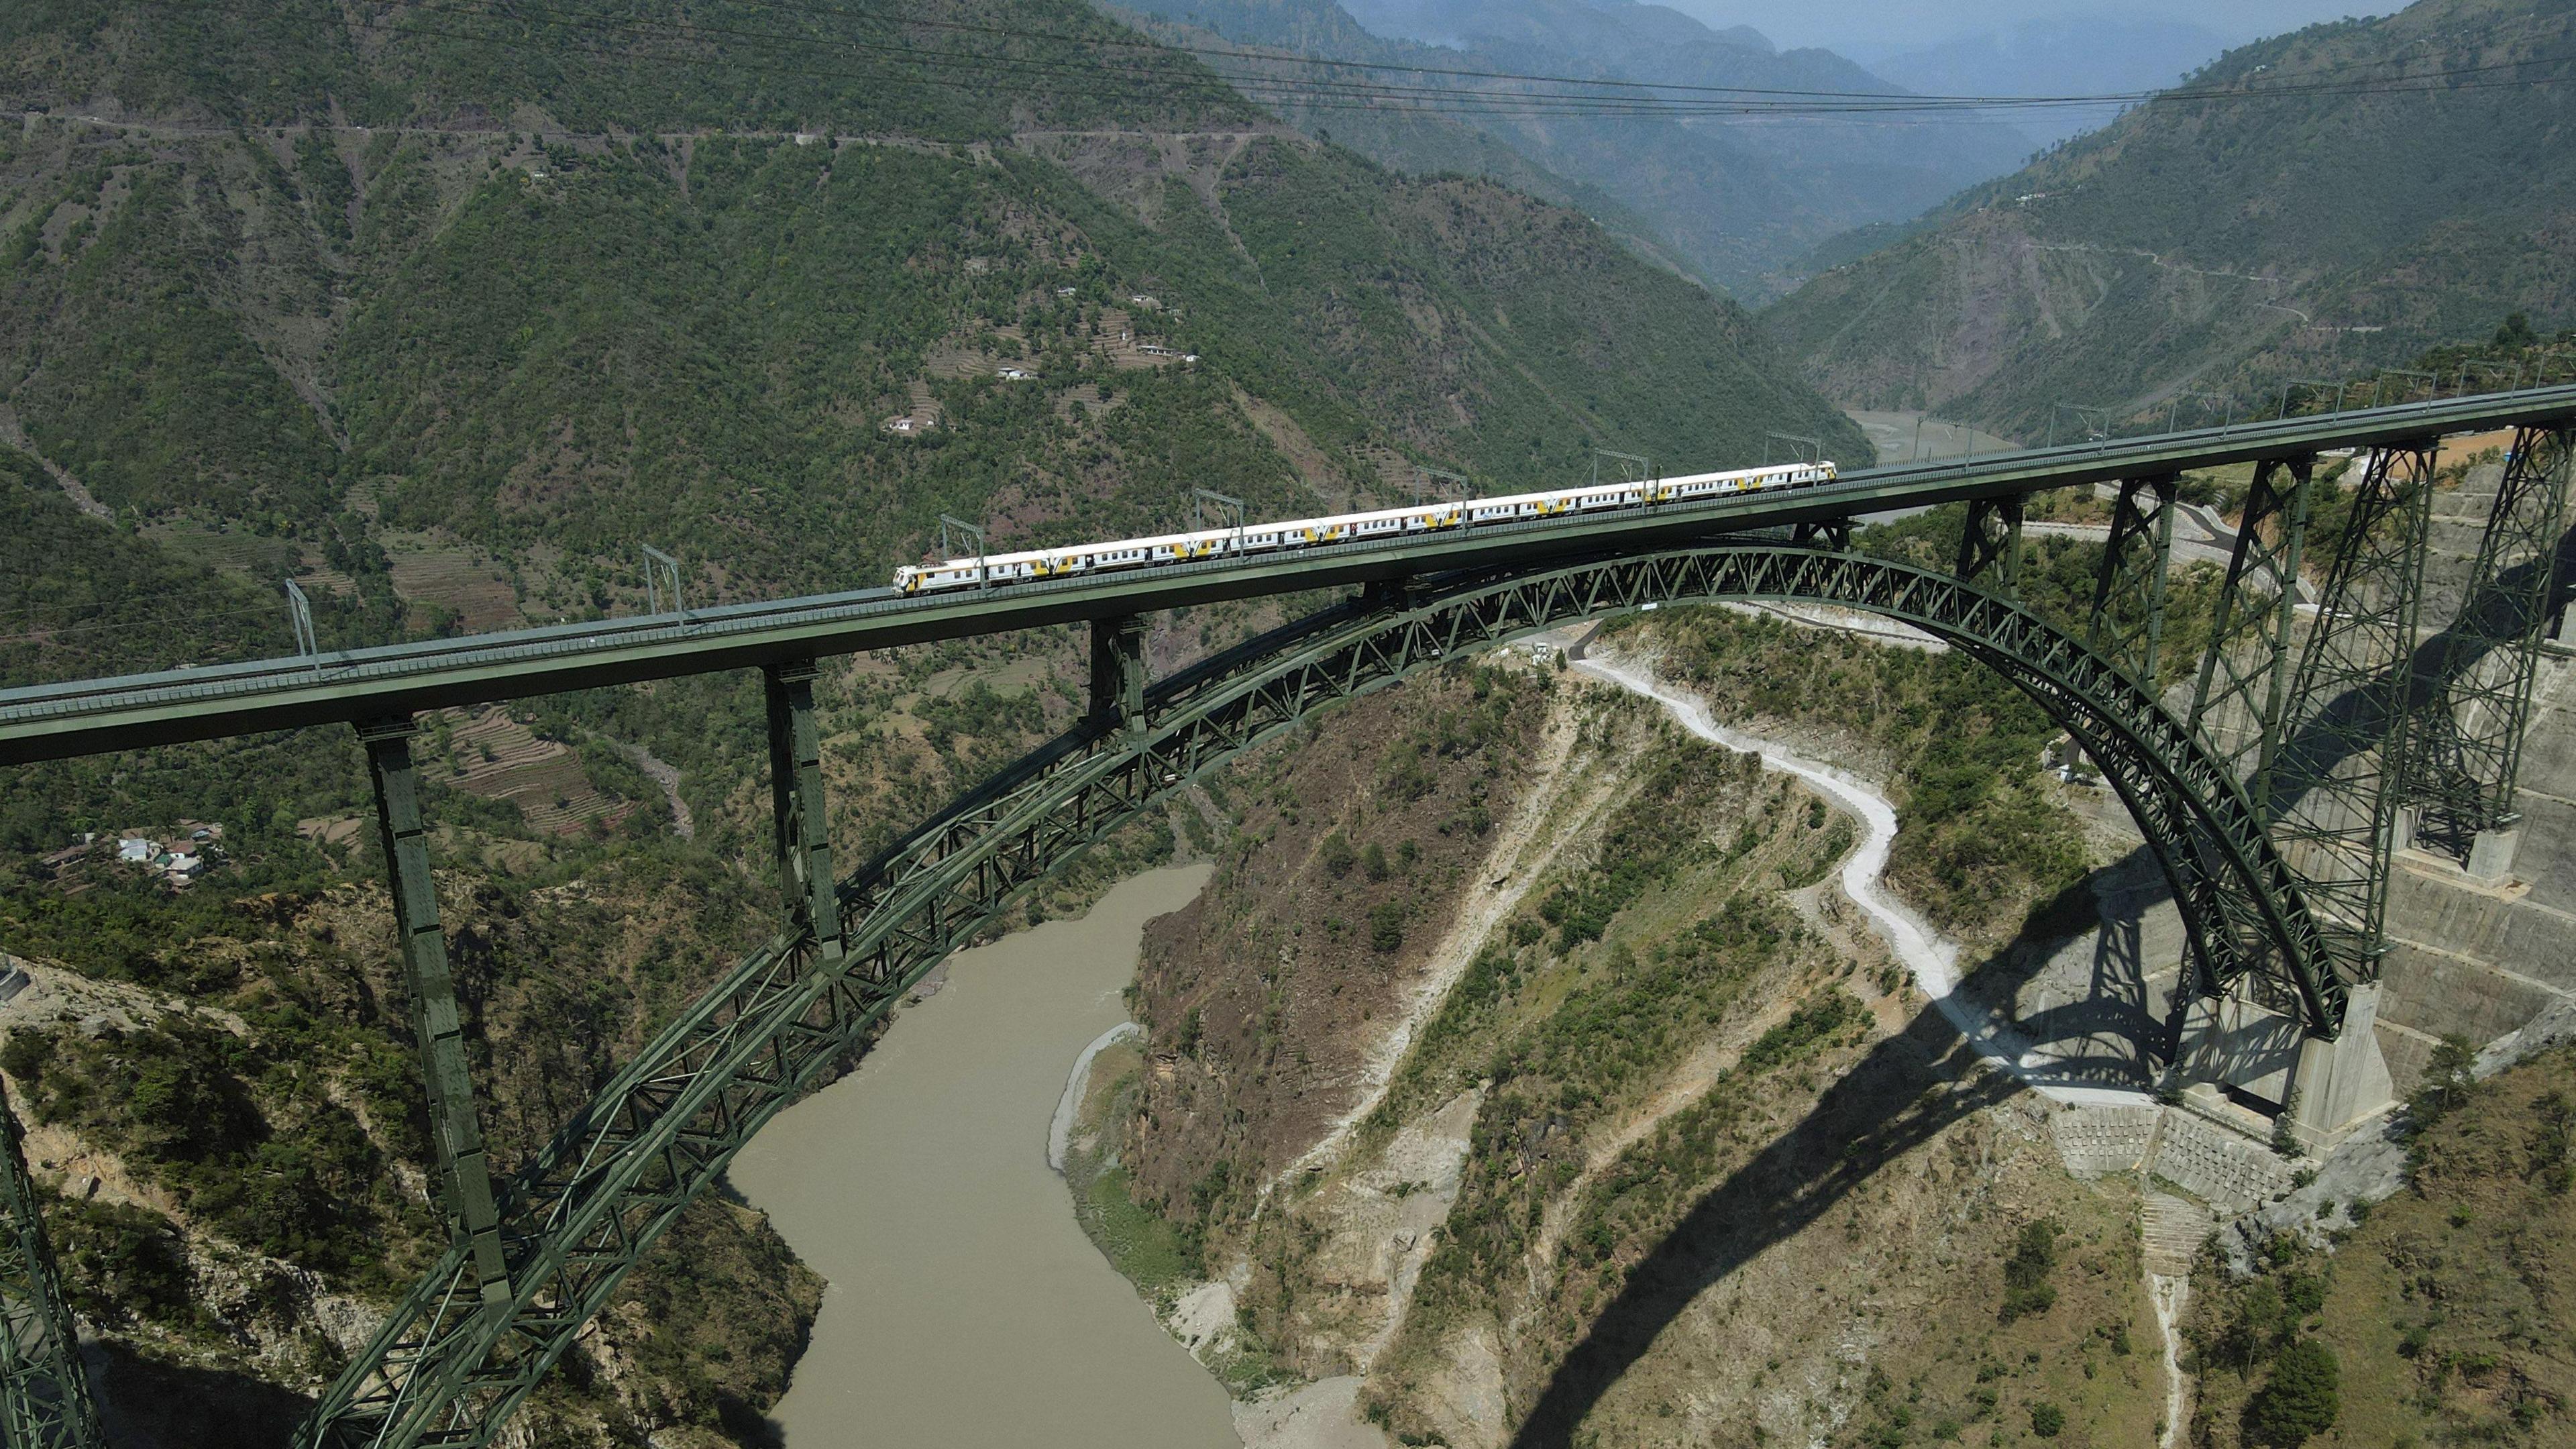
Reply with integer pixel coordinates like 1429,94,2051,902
6,384,2573,763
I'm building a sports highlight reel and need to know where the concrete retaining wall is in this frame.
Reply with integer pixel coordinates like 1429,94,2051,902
2048,1102,2298,1215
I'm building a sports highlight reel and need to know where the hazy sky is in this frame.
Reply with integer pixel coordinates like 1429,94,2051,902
1669,1,2403,54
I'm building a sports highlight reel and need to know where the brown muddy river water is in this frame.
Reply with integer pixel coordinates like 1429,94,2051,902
728,865,1234,1447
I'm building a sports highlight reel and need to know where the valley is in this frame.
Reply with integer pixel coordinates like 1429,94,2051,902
0,1,2570,1446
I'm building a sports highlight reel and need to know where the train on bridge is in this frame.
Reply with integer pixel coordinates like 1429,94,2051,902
892,459,1842,592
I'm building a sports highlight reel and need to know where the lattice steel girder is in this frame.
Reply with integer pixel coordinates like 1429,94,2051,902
2405,427,2574,851
2090,475,2180,688
0,1079,101,1449
302,546,2335,1449
1957,495,2025,596
2190,455,2317,820
360,717,513,1309
2270,440,2438,987
763,661,842,960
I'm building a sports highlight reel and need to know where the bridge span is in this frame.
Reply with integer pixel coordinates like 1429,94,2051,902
0,384,2568,1449
5,383,2572,764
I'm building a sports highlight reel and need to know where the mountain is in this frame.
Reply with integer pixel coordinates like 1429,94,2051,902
0,1,1863,647
1851,15,2238,149
0,2,1866,1436
1106,0,2035,299
1762,0,2576,439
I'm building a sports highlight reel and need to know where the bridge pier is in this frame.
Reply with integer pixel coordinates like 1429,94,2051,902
2396,805,2526,884
359,716,513,1309
763,661,843,961
2288,985,2398,1148
0,1076,102,1449
1957,495,2025,595
2190,455,2316,812
1089,615,1148,737
2168,979,2397,1152
2089,475,2178,686
2404,425,2571,875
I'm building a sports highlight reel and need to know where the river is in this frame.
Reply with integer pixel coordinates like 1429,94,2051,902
729,865,1236,1448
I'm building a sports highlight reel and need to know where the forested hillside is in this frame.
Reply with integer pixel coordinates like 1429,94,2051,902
0,2,1865,1442
1764,0,2576,437
1,0,1860,654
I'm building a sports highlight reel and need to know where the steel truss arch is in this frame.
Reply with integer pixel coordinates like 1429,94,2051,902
302,546,2330,1449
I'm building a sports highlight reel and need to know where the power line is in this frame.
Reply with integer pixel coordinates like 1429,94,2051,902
152,0,2576,125
663,0,2576,113
453,0,2576,118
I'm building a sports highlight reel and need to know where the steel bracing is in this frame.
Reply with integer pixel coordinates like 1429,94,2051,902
764,661,843,961
0,1079,101,1449
2090,475,2180,689
294,545,2333,1449
2406,427,2574,856
1957,495,2026,595
2192,456,2317,820
2269,441,2438,990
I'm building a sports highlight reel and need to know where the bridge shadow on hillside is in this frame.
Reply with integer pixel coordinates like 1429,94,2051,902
1503,513,2576,1444
1506,863,2165,1447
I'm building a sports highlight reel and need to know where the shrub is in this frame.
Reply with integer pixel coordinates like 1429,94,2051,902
2244,1338,2340,1447
2028,1403,2065,1438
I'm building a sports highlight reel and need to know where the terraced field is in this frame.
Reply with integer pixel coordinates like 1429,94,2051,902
434,707,631,837
384,545,527,633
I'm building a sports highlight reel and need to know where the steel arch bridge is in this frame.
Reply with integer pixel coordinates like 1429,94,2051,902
0,392,2567,1448
298,544,2332,1448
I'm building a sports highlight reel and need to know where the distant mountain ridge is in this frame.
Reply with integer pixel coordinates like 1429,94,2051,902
1344,0,1778,57
1105,0,2034,298
1851,15,2238,148
1763,0,2576,438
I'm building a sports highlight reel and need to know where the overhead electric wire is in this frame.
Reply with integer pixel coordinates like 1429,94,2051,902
478,0,2576,112
139,0,2576,125
728,0,2576,111
435,0,2576,119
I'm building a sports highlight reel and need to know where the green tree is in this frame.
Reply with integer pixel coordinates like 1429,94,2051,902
2028,1403,2065,1438
2406,1036,2478,1136
1368,902,1405,953
1320,832,1356,879
2243,1339,2340,1448
2000,1218,2060,1322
